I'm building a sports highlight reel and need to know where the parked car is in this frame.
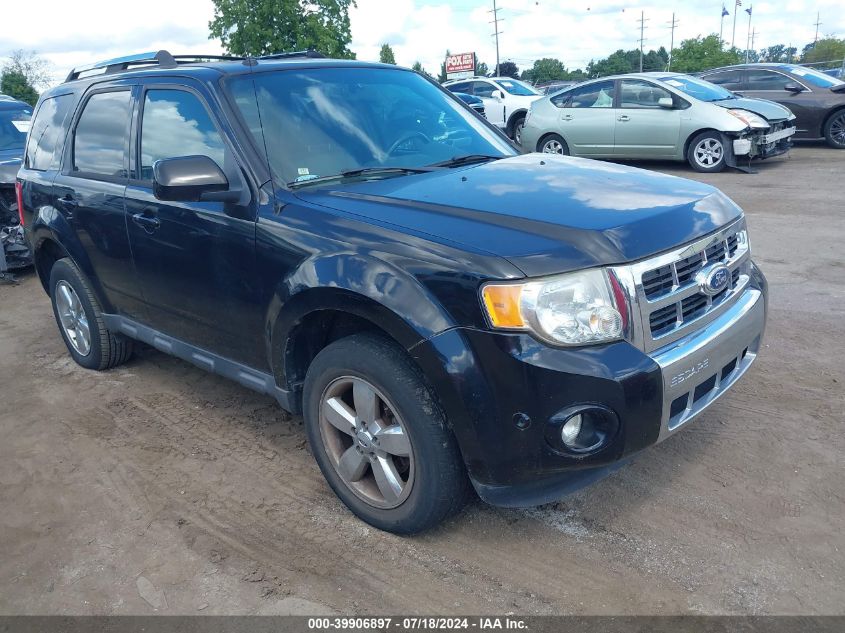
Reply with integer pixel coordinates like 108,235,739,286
453,92,486,118
823,68,843,79
0,95,33,275
535,80,578,94
19,51,767,533
521,72,796,172
699,63,845,148
443,76,543,143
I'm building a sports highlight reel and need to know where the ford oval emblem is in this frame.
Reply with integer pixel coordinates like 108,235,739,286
697,263,731,296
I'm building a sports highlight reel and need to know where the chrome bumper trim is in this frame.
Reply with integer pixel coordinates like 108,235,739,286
652,287,765,443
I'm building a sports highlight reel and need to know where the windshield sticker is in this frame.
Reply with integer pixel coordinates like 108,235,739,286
665,79,683,87
297,167,310,175
11,120,31,133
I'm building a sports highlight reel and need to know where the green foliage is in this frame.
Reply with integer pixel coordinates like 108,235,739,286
523,58,565,84
379,43,396,65
0,71,38,106
209,0,356,58
438,50,450,83
586,47,669,77
497,61,519,78
801,38,845,65
760,44,798,63
475,61,489,77
669,35,742,73
411,61,431,78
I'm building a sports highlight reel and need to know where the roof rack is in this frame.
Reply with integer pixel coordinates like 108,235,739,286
64,50,245,82
257,50,325,60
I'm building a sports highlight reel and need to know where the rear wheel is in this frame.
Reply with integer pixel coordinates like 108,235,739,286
539,133,569,155
303,333,469,534
49,258,133,370
823,110,845,149
687,131,727,173
511,115,526,145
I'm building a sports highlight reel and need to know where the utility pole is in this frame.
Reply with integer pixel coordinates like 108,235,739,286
731,0,738,48
637,11,649,72
745,7,753,63
813,12,822,43
667,12,679,71
489,0,503,76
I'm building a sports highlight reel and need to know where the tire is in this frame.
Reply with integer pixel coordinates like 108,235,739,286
823,110,845,149
303,333,470,534
687,131,727,173
49,258,133,370
538,133,570,155
511,115,526,145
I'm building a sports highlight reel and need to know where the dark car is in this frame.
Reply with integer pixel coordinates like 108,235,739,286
536,80,578,94
454,91,486,118
18,51,767,533
699,63,845,148
0,95,33,275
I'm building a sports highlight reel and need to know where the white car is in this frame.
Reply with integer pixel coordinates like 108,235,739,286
444,76,543,143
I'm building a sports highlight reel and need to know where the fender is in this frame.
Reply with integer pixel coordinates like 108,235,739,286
506,108,528,135
266,252,457,390
29,204,114,310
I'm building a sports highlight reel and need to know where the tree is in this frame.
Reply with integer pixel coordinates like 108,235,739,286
802,38,845,65
669,35,742,73
379,43,396,65
760,44,798,63
0,71,38,106
411,61,431,78
209,0,356,58
1,50,51,91
475,61,489,77
524,58,566,84
438,50,450,83
498,61,519,78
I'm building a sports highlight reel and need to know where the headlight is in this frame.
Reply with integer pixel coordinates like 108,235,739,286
481,268,627,346
727,109,770,129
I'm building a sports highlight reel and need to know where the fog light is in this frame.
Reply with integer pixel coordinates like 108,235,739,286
561,414,582,446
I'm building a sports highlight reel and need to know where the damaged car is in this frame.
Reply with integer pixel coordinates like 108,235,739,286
0,95,33,277
521,72,796,172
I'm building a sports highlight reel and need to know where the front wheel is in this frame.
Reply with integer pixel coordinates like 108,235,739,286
823,110,845,149
303,334,470,534
687,131,727,173
511,115,526,145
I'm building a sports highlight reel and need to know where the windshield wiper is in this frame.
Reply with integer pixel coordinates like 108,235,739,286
428,154,504,168
288,166,435,189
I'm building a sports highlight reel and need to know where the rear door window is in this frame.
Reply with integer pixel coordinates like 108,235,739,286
447,81,473,94
139,89,226,181
702,70,745,90
25,94,74,170
72,91,132,178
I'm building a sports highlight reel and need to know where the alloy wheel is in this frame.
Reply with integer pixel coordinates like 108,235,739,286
830,113,845,146
694,138,723,168
55,280,91,356
542,139,564,154
319,376,415,509
514,121,524,144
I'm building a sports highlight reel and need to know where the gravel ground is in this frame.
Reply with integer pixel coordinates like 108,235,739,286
0,142,843,616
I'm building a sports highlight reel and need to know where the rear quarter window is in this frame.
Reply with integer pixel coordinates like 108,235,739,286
25,94,74,170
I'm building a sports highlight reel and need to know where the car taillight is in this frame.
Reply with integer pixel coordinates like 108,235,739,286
15,181,24,226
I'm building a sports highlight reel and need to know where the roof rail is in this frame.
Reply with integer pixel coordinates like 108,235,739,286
64,50,245,82
257,50,326,61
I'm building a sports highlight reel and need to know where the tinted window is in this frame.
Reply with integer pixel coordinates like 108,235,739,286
746,70,793,90
73,91,131,177
0,105,32,152
447,81,472,94
140,90,225,180
25,94,74,170
472,81,496,98
702,70,744,90
619,79,672,108
563,80,615,108
229,67,513,187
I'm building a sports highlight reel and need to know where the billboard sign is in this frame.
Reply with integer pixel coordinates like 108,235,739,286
446,52,476,79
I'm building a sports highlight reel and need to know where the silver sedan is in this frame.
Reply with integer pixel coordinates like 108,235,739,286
520,73,796,172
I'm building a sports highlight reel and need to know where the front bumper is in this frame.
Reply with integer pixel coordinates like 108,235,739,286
733,126,795,159
413,264,767,508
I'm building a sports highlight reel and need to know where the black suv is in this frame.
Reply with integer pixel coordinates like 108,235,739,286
18,51,768,533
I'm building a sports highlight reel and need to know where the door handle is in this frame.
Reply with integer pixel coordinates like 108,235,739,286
562,114,573,121
131,212,161,233
56,196,79,212
617,115,630,122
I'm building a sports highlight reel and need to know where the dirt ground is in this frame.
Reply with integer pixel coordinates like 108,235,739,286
1,143,843,616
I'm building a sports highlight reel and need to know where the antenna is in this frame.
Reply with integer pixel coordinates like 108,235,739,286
637,11,649,72
667,13,679,70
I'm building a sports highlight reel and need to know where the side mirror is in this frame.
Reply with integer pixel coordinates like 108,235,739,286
783,82,803,93
152,155,233,202
658,97,674,109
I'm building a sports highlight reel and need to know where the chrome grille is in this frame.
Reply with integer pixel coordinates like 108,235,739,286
611,220,752,354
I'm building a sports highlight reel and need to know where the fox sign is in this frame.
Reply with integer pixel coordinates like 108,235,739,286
445,52,476,78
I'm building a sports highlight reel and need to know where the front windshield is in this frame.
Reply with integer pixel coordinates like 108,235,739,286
494,79,540,96
0,106,32,152
662,75,734,102
781,65,844,88
229,67,514,187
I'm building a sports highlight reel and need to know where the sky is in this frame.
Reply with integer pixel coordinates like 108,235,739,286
1,0,843,88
